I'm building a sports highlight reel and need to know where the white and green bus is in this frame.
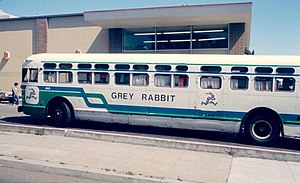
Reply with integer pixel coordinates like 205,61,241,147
18,53,300,145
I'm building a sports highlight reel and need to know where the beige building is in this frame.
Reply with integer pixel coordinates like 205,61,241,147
0,2,252,92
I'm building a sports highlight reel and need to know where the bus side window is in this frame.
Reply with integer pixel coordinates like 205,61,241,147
59,71,73,83
29,69,38,82
154,74,171,87
78,72,92,84
95,72,109,84
254,77,272,91
115,73,130,85
44,71,57,83
174,74,188,88
132,73,149,86
22,68,29,82
230,76,248,90
200,76,221,89
275,77,295,92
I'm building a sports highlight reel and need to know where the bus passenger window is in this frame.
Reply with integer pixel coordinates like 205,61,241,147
230,76,248,90
22,68,29,82
174,75,188,88
254,77,273,91
78,72,92,84
132,74,149,86
59,71,73,83
200,76,221,89
154,74,171,87
44,71,57,83
275,78,295,92
29,69,38,82
95,72,109,84
115,73,130,85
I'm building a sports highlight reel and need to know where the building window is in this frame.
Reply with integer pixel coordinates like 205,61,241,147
156,26,191,50
192,25,228,49
123,25,228,53
123,28,155,51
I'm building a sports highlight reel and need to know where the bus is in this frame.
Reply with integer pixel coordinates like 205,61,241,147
18,53,300,145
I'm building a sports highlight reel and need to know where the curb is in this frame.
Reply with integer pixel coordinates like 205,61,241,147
1,123,300,162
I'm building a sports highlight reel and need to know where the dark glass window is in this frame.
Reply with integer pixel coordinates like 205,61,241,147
22,68,29,82
43,63,56,69
155,65,171,71
115,64,130,70
230,76,248,90
115,73,130,85
276,68,295,74
275,77,295,92
133,64,149,70
123,28,155,51
231,67,248,73
255,67,273,74
78,64,92,69
95,64,109,70
59,63,72,69
176,65,188,71
201,66,222,73
192,26,228,49
156,26,191,50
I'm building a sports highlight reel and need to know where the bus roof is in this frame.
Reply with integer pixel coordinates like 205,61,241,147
25,53,300,67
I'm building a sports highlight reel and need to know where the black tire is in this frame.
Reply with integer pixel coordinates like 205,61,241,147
50,102,72,126
244,116,280,146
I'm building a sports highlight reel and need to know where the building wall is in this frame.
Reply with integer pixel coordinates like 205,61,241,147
0,19,35,91
0,15,109,92
48,16,108,53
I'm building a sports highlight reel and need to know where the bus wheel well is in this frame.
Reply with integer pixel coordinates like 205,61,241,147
242,107,283,136
47,97,74,120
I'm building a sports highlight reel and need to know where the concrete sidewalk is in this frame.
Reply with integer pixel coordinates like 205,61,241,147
0,132,300,183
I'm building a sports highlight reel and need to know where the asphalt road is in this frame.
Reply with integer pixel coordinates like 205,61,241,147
0,102,300,152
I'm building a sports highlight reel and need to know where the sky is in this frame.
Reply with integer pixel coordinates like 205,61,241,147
0,0,299,55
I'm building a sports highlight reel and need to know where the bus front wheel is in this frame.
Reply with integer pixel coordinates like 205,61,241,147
244,116,279,146
50,102,72,126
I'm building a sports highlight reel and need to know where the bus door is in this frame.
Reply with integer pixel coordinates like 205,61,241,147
196,75,224,115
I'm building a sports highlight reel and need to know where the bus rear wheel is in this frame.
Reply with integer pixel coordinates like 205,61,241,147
50,102,72,126
244,116,279,146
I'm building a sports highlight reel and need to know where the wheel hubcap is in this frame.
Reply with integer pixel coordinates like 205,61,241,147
251,120,272,140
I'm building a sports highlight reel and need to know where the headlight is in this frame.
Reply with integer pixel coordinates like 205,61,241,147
4,93,9,97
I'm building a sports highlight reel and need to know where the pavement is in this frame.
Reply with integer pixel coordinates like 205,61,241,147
0,127,300,183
